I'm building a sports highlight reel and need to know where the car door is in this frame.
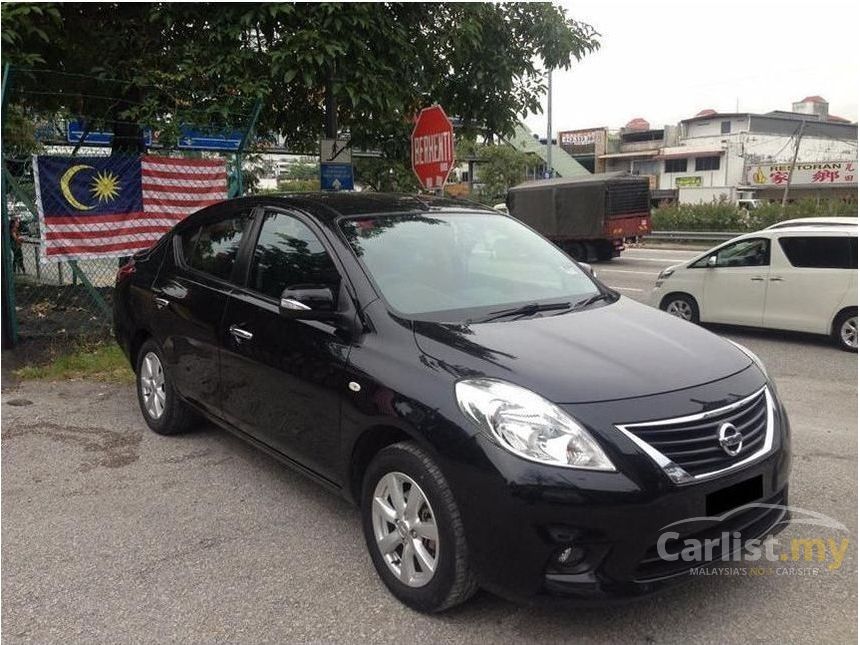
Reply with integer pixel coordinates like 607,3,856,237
150,206,256,417
764,234,855,334
218,208,353,482
700,237,771,326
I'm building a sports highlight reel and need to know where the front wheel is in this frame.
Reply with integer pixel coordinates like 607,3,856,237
833,309,858,353
661,293,700,324
361,442,478,612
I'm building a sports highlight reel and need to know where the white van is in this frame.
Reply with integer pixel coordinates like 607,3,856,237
650,225,858,351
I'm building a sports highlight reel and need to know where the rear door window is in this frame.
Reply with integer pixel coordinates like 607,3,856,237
181,211,254,280
778,236,856,269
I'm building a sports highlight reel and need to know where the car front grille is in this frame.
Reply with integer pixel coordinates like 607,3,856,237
616,386,774,483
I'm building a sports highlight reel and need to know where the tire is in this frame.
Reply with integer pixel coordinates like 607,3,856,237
661,293,700,324
562,241,585,261
361,441,478,612
596,240,614,262
135,338,196,435
833,309,858,353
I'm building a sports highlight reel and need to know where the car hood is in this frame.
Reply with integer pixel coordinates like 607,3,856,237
412,297,752,404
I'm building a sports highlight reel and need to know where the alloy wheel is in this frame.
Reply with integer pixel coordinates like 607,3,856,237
371,471,439,588
666,299,693,321
139,351,166,419
840,316,857,349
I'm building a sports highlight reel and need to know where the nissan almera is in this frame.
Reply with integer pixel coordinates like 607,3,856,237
114,193,791,612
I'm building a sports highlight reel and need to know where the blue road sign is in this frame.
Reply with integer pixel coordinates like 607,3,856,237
320,163,354,191
67,120,153,146
177,126,244,151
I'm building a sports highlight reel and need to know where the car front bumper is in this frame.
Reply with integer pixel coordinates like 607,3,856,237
448,368,792,603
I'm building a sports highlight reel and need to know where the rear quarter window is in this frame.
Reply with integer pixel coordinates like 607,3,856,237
778,236,857,269
180,211,254,280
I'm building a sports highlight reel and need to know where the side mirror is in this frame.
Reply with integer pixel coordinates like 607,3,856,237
579,261,597,278
279,285,337,319
707,255,717,268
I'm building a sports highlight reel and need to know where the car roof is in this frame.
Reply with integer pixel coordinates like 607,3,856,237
226,192,496,220
766,217,858,230
748,225,856,236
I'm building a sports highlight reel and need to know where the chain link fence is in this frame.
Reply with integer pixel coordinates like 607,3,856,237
2,68,261,347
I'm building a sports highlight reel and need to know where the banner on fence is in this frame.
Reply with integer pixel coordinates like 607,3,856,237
33,155,227,262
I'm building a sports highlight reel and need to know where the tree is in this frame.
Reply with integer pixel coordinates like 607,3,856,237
2,3,598,158
282,162,319,181
354,157,420,193
475,145,540,202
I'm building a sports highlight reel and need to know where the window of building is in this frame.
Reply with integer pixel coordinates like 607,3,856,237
249,211,341,300
695,156,721,171
778,236,857,269
182,211,254,281
720,121,731,134
664,158,687,173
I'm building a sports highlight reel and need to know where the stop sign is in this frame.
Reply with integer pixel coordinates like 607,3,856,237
411,105,455,190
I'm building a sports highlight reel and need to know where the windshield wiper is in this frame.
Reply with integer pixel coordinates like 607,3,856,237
468,301,572,324
572,292,614,310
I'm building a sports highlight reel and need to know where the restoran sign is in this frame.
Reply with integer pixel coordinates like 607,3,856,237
748,160,857,186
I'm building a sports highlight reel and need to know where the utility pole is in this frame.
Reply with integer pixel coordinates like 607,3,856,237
325,65,337,139
545,68,553,179
781,120,806,212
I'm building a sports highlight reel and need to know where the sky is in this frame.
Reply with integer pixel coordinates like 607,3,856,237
523,0,859,136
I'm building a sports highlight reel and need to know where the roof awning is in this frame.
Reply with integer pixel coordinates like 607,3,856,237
598,150,659,159
659,146,724,159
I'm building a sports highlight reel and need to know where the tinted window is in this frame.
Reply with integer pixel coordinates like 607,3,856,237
693,238,771,268
340,212,599,318
779,236,857,269
695,156,721,171
720,121,731,134
249,212,341,300
664,158,687,173
184,212,254,280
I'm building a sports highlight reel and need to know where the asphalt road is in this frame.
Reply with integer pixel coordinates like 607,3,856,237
2,244,857,644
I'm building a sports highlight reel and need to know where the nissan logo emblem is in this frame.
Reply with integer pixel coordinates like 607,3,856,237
717,422,743,457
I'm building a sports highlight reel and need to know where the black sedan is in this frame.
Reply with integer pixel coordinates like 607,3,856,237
114,193,791,612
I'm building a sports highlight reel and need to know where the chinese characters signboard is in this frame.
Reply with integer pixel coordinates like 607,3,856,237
559,128,607,156
675,176,703,187
748,160,857,186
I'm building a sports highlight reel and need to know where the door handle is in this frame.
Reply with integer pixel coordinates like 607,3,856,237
769,276,784,282
749,276,765,281
153,296,169,309
229,325,253,341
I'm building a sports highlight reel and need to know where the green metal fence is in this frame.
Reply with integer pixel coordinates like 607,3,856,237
1,67,262,347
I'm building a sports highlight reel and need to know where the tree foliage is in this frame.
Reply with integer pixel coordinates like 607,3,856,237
475,145,540,201
1,2,599,156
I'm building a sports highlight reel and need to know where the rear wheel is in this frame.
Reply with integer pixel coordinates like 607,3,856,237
661,293,700,324
833,309,857,352
361,441,478,612
135,338,196,435
562,241,585,261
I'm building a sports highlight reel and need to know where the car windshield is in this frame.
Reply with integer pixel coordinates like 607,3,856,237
339,211,601,321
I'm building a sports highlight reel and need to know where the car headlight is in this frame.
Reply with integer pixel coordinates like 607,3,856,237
655,267,675,287
455,378,615,471
727,339,769,377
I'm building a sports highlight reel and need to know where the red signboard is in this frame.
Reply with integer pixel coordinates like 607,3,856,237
411,105,454,189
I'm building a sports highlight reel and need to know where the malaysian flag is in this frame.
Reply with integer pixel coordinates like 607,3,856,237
34,154,227,262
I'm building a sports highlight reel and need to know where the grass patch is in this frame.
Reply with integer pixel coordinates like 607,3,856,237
15,341,134,383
